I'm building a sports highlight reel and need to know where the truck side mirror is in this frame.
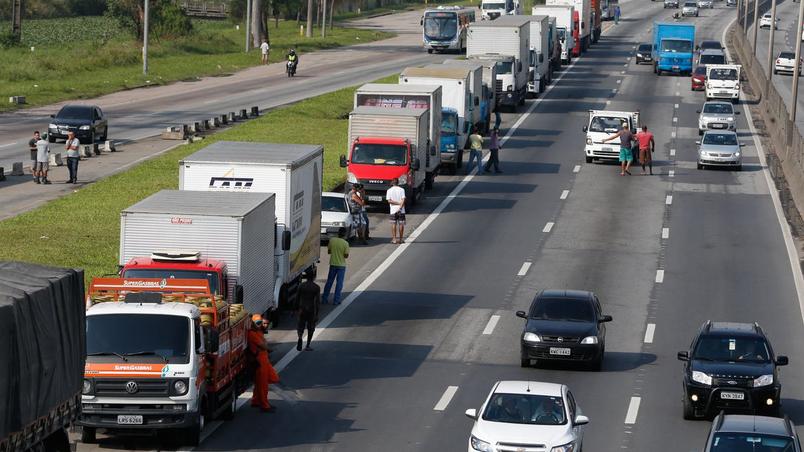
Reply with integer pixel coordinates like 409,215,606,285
517,61,523,72
539,53,544,63
582,125,588,132
339,155,348,168
474,96,479,106
234,284,244,304
412,157,421,171
282,230,291,251
205,328,220,354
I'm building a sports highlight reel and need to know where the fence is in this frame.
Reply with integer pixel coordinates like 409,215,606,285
180,1,229,18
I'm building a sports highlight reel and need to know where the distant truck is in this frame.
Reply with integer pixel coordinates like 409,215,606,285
547,0,592,52
0,262,85,452
481,0,522,20
653,22,696,75
533,5,576,63
547,17,562,74
583,109,640,163
440,60,492,133
178,142,323,314
342,107,433,205
422,6,476,53
706,64,741,103
467,15,532,109
526,15,551,96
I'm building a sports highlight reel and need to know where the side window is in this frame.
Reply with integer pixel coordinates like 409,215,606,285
566,391,577,419
194,319,203,353
594,297,602,316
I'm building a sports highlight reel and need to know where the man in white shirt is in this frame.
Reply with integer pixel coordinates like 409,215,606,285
386,178,406,244
260,39,270,65
34,133,51,184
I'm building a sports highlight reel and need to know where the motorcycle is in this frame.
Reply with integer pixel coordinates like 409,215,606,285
286,60,297,77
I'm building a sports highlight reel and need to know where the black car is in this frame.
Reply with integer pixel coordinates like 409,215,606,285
48,104,108,144
698,40,724,53
703,413,801,451
517,290,612,370
678,321,789,420
635,43,654,64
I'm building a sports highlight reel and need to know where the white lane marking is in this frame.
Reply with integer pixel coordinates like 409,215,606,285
543,222,554,233
621,70,627,74
625,396,641,424
671,131,677,138
617,79,622,84
434,386,459,411
673,117,678,123
662,227,670,239
644,323,656,344
669,169,675,177
560,189,570,200
655,269,665,283
624,63,629,67
606,100,611,105
666,195,673,205
670,148,676,156
517,261,532,276
0,141,18,149
676,91,681,96
612,88,618,94
483,315,501,335
674,103,679,109
573,165,581,173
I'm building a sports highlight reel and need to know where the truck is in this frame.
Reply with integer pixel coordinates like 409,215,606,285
178,142,323,314
526,15,551,96
705,64,741,103
355,83,443,180
582,109,640,163
0,262,85,452
81,276,250,447
467,15,531,110
533,5,576,64
422,6,476,53
341,107,433,206
591,0,602,43
547,0,592,52
481,0,522,20
547,17,562,74
440,60,492,133
653,22,696,75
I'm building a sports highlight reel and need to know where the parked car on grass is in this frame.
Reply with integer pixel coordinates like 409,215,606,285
48,104,108,144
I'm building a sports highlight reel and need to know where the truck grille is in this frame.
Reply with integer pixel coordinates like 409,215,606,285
94,378,170,397
495,79,503,99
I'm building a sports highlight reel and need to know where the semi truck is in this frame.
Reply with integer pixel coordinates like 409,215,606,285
467,15,531,109
440,60,491,133
533,5,576,63
547,0,591,52
342,107,433,206
705,64,741,103
0,262,85,452
583,109,640,163
526,15,551,95
547,17,562,74
653,22,695,75
179,142,323,314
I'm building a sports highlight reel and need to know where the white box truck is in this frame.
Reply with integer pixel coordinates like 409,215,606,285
705,64,741,103
547,0,591,51
440,60,490,133
534,5,576,64
118,189,277,315
178,141,323,314
583,110,640,163
467,16,531,110
526,15,551,96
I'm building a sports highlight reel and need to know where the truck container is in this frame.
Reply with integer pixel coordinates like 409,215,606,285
533,5,577,63
440,60,490,133
583,110,640,163
178,142,322,313
342,107,432,205
467,16,531,109
355,83,443,184
653,22,695,75
547,0,591,52
119,190,277,316
590,0,602,42
0,262,85,452
547,17,562,73
422,6,476,53
525,15,551,95
481,0,522,20
705,64,741,103
81,276,250,447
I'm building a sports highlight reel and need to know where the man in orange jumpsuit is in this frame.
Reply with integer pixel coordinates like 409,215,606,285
248,314,279,412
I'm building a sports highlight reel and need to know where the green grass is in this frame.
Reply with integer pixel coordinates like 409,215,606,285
0,73,398,283
0,17,392,112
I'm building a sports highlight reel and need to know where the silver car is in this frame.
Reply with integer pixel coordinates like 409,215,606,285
697,101,739,135
682,1,699,15
697,131,744,170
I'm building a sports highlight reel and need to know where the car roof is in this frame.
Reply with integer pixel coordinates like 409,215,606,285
703,101,733,107
700,49,726,56
705,321,762,336
717,415,793,437
494,381,565,397
537,289,594,301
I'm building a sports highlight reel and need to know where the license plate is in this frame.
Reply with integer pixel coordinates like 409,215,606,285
117,415,143,425
321,228,327,234
602,146,615,153
720,91,729,94
367,195,383,202
720,391,744,400
711,123,725,128
549,347,571,356
672,65,680,70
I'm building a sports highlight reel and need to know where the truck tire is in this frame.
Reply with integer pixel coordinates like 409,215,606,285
81,426,97,444
221,391,238,421
43,428,71,452
425,172,434,190
183,411,205,447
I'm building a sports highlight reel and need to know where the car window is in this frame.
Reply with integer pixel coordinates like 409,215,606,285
694,66,707,76
779,52,795,59
566,391,577,420
702,133,739,146
530,298,596,322
709,68,738,80
693,335,770,362
711,433,795,451
685,2,696,6
589,116,627,133
57,106,91,119
638,44,652,52
701,41,721,50
703,103,734,114
482,393,567,425
322,196,348,213
700,54,726,65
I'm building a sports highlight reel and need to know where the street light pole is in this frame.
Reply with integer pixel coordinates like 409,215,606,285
791,0,804,122
143,0,149,75
245,0,252,52
321,0,327,37
766,0,777,92
752,0,760,52
743,0,749,34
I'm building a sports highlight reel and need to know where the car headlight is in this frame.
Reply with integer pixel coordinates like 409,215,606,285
551,442,577,452
82,379,93,395
470,435,493,452
398,174,408,185
523,332,541,343
734,84,740,90
581,336,599,344
692,370,712,386
333,221,347,227
753,374,773,387
347,172,358,184
48,123,57,129
79,125,91,130
446,143,456,150
726,117,734,121
173,379,189,396
506,85,513,91
586,138,593,145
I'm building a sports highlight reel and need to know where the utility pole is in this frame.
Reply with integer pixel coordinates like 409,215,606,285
766,0,777,93
791,0,804,123
321,0,327,37
245,0,252,52
743,0,750,34
143,0,149,75
752,0,760,53
306,0,313,37
11,0,22,42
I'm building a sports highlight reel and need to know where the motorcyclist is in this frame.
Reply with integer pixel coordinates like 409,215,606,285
286,49,299,74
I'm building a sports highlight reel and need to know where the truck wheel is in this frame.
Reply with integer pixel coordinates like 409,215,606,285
81,426,97,444
43,428,70,452
683,396,697,420
427,49,433,54
184,412,205,447
221,391,238,421
425,172,434,189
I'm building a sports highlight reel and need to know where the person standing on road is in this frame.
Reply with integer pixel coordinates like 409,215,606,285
64,131,80,184
260,39,270,65
296,271,320,351
28,131,40,182
248,315,279,412
635,125,655,175
602,122,634,176
614,5,621,24
35,133,51,184
467,127,484,174
484,127,503,173
322,227,349,305
358,184,371,240
349,184,368,244
386,178,406,244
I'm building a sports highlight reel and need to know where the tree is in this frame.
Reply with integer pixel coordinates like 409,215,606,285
250,0,266,46
106,0,191,40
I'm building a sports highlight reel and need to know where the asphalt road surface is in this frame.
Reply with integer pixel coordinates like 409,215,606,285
73,2,804,452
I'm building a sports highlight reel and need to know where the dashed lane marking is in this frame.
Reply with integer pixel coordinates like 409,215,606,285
517,262,532,276
669,169,675,177
625,397,642,424
644,324,656,344
670,148,676,156
543,222,555,233
482,315,501,335
662,227,670,239
560,190,570,200
573,165,581,173
434,386,459,411
666,195,673,205
656,269,665,283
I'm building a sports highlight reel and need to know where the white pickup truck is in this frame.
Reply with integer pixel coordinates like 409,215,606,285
583,110,640,163
706,64,741,103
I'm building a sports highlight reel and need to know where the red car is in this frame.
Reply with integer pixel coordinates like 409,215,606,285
691,65,706,91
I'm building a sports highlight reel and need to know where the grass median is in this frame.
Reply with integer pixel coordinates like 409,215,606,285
0,74,397,282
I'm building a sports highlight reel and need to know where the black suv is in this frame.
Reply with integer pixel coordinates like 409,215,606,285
635,43,653,64
517,290,612,370
703,413,801,451
678,321,789,420
48,104,108,144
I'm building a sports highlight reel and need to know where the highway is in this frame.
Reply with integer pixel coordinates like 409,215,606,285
69,0,804,451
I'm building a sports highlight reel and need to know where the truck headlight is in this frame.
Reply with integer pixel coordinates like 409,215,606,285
580,336,599,344
506,85,513,91
734,83,740,90
171,379,189,396
398,174,408,185
347,172,358,184
753,374,773,387
445,143,456,151
82,379,93,395
523,332,541,343
726,117,734,122
79,125,91,130
691,371,712,386
586,137,593,145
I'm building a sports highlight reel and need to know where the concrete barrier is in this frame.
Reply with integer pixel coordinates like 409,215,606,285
0,167,4,181
161,125,188,140
11,162,24,176
210,117,221,127
49,152,63,167
8,96,25,105
250,106,260,117
80,145,93,158
203,119,211,130
104,140,116,152
239,109,248,120
220,114,228,125
228,112,237,122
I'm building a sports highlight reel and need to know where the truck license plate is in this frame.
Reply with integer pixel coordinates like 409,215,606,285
321,228,327,234
549,347,571,356
720,392,744,400
368,195,383,202
117,415,143,425
672,66,680,71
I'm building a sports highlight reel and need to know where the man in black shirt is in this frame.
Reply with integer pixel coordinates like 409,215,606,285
297,271,320,351
28,131,40,181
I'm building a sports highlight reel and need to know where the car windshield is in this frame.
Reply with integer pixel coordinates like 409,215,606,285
351,143,407,165
710,68,738,80
496,61,513,74
87,314,190,364
322,196,348,213
685,3,696,6
701,41,721,50
638,44,652,52
57,106,91,119
703,103,734,114
530,298,596,322
589,116,627,133
694,66,707,75
693,335,771,362
711,433,795,451
121,269,220,296
700,54,727,65
662,39,693,53
779,52,795,59
702,133,739,146
424,12,458,40
482,393,567,425
441,112,458,135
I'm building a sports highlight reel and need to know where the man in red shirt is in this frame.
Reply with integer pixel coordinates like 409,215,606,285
635,125,655,175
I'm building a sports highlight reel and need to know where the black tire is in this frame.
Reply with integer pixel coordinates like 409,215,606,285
221,391,237,421
683,397,697,420
101,128,108,142
427,48,433,54
183,411,205,447
48,135,56,143
43,428,70,452
585,156,593,163
425,172,434,189
735,164,742,171
81,426,97,444
589,356,603,371
698,129,703,136
697,163,704,170
520,356,530,368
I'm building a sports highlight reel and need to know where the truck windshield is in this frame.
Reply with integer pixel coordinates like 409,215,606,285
709,68,737,80
424,13,458,40
482,2,505,9
661,39,692,53
441,113,459,135
87,314,190,364
589,116,627,133
352,143,408,165
496,61,513,74
122,269,219,296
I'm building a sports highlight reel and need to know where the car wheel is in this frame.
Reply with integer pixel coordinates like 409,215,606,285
48,134,55,143
520,357,530,368
735,164,742,171
589,355,603,371
585,156,593,163
683,397,697,420
102,129,108,142
698,129,703,136
80,427,96,444
697,163,704,170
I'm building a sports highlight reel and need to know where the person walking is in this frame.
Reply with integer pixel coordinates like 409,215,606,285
386,178,406,244
296,271,320,351
466,127,484,174
358,184,371,240
349,184,368,244
28,131,40,182
64,131,80,184
602,122,634,176
247,315,279,412
614,5,621,24
635,125,655,175
34,133,51,184
322,227,349,305
484,127,503,173
260,39,270,65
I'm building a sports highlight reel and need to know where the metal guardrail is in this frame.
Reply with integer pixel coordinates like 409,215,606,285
180,1,229,18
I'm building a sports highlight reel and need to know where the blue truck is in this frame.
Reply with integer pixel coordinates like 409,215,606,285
652,22,695,75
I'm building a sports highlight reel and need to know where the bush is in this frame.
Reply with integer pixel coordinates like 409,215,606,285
152,0,193,38
0,30,20,49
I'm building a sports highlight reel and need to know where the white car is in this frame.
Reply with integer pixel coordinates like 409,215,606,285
320,192,359,242
697,101,738,135
759,13,779,29
774,51,802,74
465,381,589,452
682,1,699,16
697,0,713,8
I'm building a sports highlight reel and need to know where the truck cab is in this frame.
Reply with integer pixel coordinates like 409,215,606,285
481,0,521,20
653,22,695,75
583,110,640,163
342,136,424,205
440,107,462,170
706,64,741,103
120,251,232,301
